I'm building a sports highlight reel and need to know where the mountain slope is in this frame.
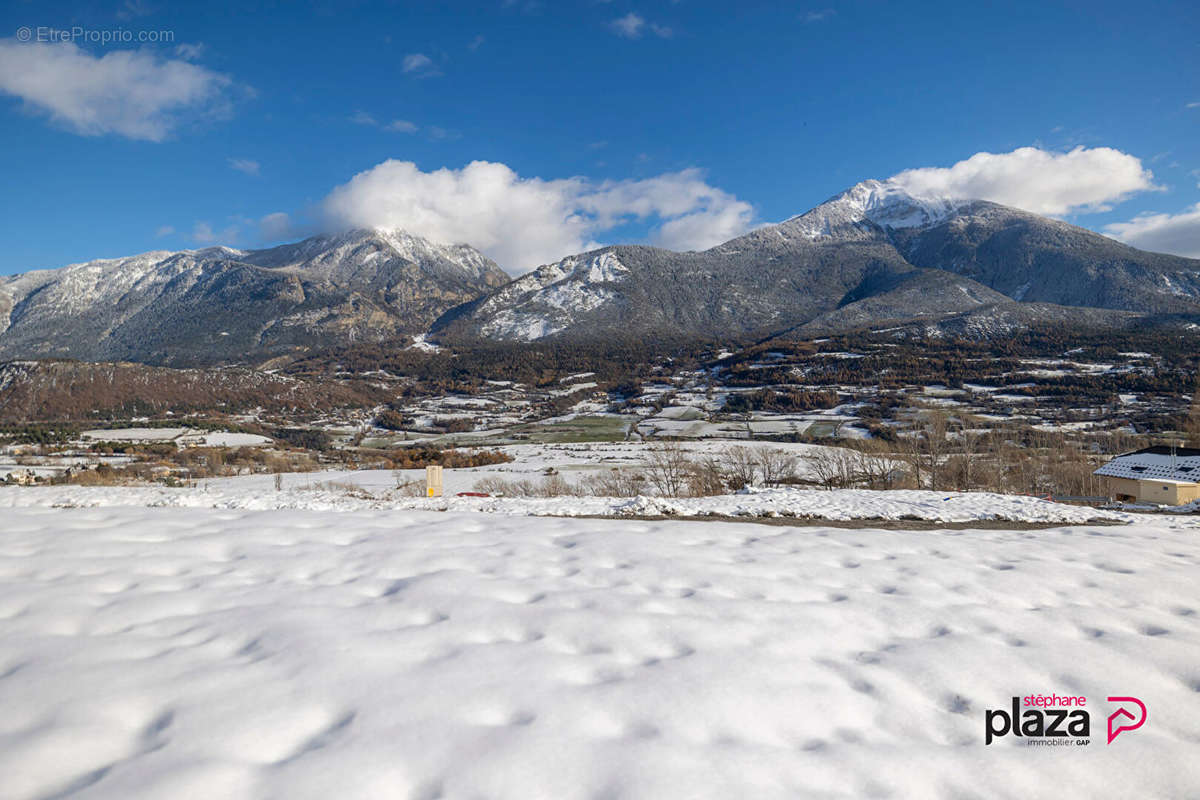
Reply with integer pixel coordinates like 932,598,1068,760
439,181,1200,342
6,181,1200,362
890,201,1200,313
0,359,391,423
0,230,508,365
435,225,929,342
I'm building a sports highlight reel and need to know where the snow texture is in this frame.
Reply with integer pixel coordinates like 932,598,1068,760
0,481,1141,524
477,251,629,341
0,506,1198,799
786,179,963,241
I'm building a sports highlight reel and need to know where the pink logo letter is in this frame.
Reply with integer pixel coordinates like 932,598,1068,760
1106,696,1147,744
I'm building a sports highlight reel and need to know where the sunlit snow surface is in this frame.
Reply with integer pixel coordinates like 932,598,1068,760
0,476,1143,525
1,506,1198,799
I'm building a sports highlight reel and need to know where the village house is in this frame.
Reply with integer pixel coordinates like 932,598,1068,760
3,469,38,486
1094,446,1200,505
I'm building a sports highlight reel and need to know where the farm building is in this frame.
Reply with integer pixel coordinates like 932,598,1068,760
3,469,38,486
1094,446,1200,505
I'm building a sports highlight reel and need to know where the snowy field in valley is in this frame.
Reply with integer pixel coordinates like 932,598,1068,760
0,476,1154,525
1,504,1199,799
0,438,1176,525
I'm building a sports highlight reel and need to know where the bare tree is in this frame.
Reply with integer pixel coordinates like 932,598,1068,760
1188,376,1200,448
644,442,692,498
720,446,759,490
756,447,799,486
583,468,647,497
943,413,986,490
805,448,852,490
686,456,727,497
853,441,906,489
899,410,951,490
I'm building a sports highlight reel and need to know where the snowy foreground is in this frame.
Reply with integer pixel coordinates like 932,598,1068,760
1,503,1199,799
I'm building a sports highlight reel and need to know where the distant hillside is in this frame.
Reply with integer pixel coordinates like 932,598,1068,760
0,360,390,423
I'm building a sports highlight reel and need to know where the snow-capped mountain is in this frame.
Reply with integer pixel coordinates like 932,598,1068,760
0,229,508,364
437,180,1200,343
782,179,964,240
455,251,632,341
5,181,1200,363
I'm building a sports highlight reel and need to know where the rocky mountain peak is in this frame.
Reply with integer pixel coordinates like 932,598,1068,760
780,179,964,242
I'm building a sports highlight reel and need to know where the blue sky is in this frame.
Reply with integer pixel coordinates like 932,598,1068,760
1,0,1198,274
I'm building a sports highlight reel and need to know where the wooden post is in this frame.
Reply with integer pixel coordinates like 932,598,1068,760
426,465,443,498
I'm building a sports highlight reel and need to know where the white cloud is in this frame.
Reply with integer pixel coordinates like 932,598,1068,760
154,225,175,237
191,212,295,246
0,40,233,141
1186,101,1200,109
228,158,260,176
385,119,418,133
803,9,836,22
351,112,419,134
427,125,459,140
191,221,220,243
887,146,1160,216
654,202,755,251
321,160,753,273
402,53,438,75
611,13,645,37
610,13,672,39
174,43,205,61
1104,204,1200,258
258,212,292,241
116,0,154,19
575,171,752,251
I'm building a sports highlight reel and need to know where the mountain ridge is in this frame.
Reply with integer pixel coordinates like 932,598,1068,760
0,229,509,365
435,180,1200,343
4,182,1200,365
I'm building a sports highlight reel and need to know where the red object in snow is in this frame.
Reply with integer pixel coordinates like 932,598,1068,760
456,492,490,497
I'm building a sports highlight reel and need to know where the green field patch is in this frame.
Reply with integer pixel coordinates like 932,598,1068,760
510,415,630,443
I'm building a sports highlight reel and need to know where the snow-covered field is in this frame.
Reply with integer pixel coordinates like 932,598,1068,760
0,480,1150,525
78,428,273,447
1,506,1198,799
1,435,1172,525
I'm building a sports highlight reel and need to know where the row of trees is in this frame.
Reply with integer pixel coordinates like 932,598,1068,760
473,398,1195,500
1188,376,1200,448
472,443,900,499
723,388,841,414
288,336,720,392
863,411,1137,496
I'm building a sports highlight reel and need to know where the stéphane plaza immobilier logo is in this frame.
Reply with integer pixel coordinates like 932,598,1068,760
984,693,1147,746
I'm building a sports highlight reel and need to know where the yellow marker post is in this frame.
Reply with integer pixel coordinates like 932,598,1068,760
426,465,444,498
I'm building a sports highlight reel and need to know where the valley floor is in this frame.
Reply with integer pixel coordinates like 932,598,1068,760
1,501,1198,799
0,460,1171,526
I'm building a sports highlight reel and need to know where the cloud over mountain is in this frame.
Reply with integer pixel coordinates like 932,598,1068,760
1105,203,1200,258
322,160,752,272
888,146,1158,216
